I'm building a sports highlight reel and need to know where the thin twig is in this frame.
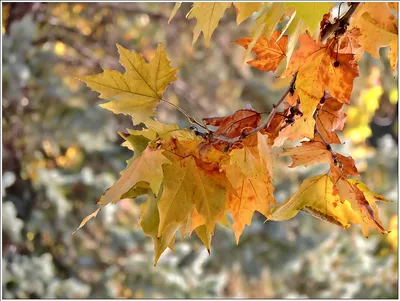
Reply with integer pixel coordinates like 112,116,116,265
161,99,210,132
321,2,361,43
212,72,298,144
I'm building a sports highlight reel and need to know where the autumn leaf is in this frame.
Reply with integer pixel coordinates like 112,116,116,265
335,178,389,237
234,2,264,25
284,2,334,35
99,146,170,207
222,133,275,242
270,175,355,229
194,225,212,252
187,2,231,47
271,114,315,147
270,175,388,237
350,2,398,59
315,94,347,144
244,2,286,57
79,44,178,124
203,109,261,151
140,195,178,265
157,156,226,236
203,109,261,138
168,2,182,24
278,140,359,181
284,33,359,107
235,31,288,72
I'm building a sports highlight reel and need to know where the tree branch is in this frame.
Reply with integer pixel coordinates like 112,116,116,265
212,72,298,144
320,2,361,43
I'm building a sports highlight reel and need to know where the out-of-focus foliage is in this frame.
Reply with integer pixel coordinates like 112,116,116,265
2,2,398,298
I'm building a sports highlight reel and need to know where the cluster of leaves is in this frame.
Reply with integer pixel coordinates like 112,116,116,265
77,2,397,264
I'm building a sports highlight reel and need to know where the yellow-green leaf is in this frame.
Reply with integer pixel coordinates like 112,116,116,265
270,175,355,229
285,2,333,35
78,44,178,124
140,195,178,265
234,2,264,25
187,2,231,47
157,156,226,236
99,147,170,206
194,225,212,253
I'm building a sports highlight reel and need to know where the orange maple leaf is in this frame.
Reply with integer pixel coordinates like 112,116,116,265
278,140,359,181
283,33,359,106
235,31,288,72
315,94,347,144
335,178,388,237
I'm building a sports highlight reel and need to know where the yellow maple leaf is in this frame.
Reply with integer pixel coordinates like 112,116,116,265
187,2,231,47
99,147,170,206
78,44,178,124
194,225,212,252
270,175,358,230
284,2,333,35
157,156,227,236
168,2,182,24
233,2,264,25
335,178,389,237
140,195,177,265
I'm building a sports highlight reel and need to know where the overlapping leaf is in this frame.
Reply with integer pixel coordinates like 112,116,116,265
270,175,389,236
283,33,359,111
350,2,398,60
278,140,359,181
76,3,395,264
235,31,288,72
234,2,264,25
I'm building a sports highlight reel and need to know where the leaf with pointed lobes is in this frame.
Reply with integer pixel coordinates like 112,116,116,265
73,206,103,235
140,195,178,265
335,179,389,238
234,2,264,25
270,175,358,230
283,33,359,106
222,133,275,243
315,94,347,144
243,2,286,58
268,113,315,148
157,156,227,237
98,147,170,208
350,2,398,59
278,140,359,180
168,2,181,24
78,44,178,125
235,31,288,72
187,2,231,47
194,225,212,253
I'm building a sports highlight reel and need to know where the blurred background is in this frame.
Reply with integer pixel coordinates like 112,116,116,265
2,2,398,298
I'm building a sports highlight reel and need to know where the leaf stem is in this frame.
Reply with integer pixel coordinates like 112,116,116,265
320,2,361,43
161,98,210,132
